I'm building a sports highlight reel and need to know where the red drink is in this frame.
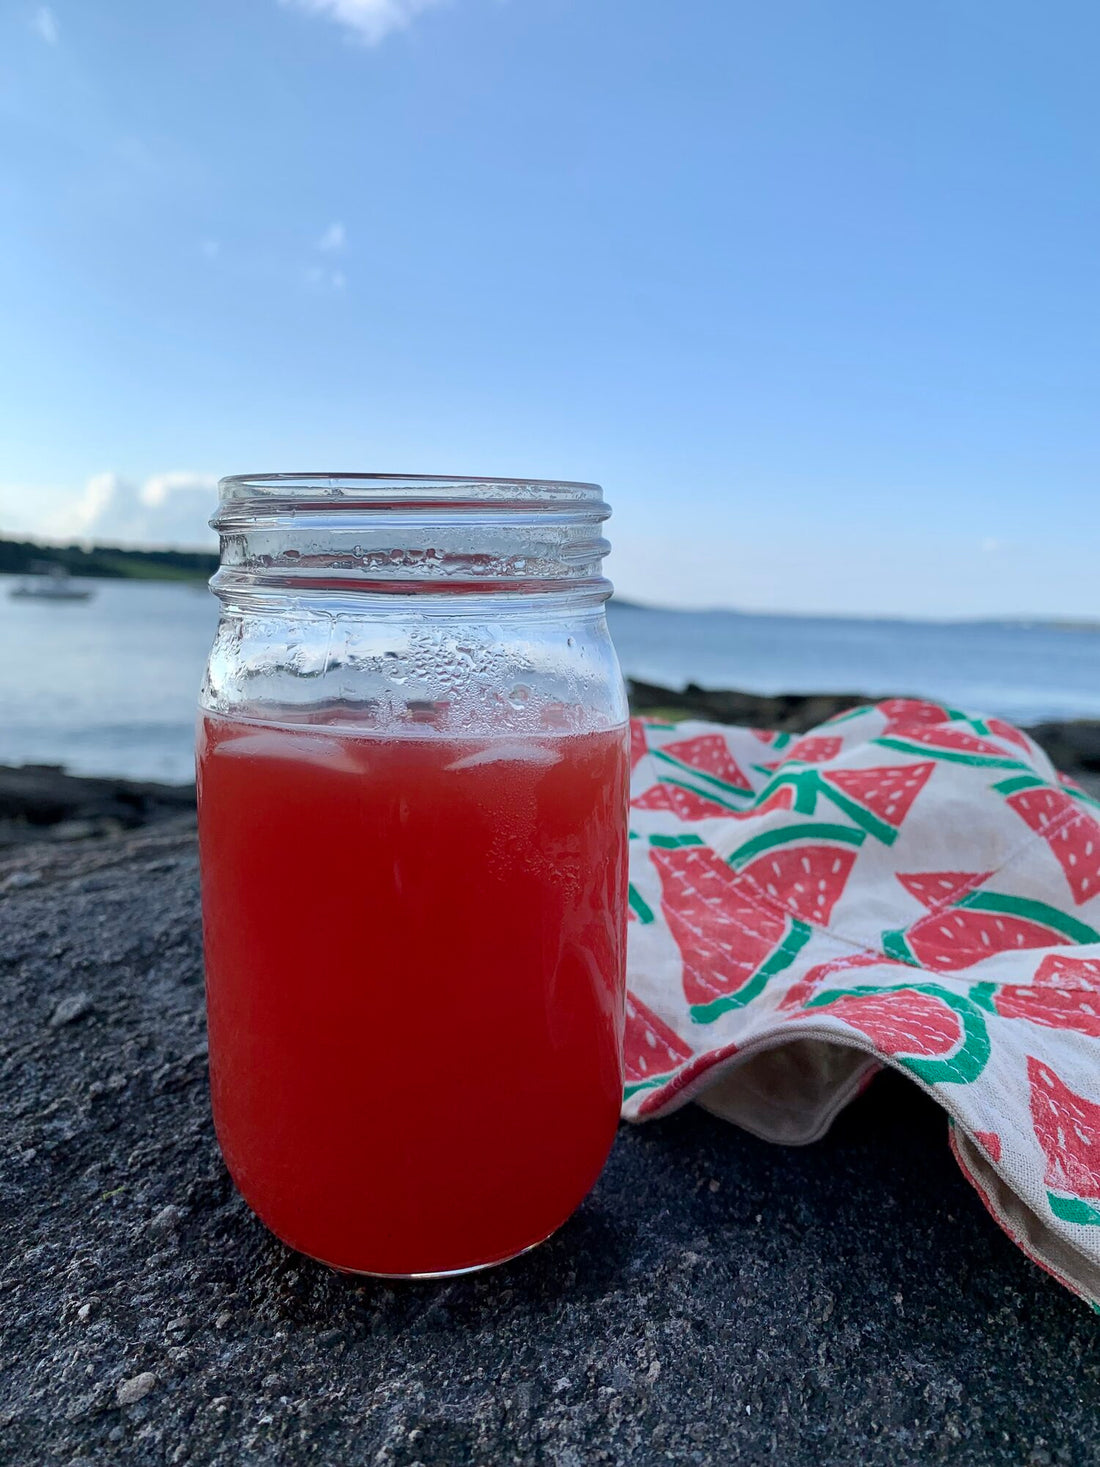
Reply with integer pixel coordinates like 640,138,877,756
197,712,628,1276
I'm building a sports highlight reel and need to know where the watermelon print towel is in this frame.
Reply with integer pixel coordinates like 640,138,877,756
623,699,1100,1309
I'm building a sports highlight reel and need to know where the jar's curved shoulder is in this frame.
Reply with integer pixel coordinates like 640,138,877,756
199,599,629,739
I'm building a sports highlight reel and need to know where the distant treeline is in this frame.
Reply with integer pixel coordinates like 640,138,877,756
0,537,218,583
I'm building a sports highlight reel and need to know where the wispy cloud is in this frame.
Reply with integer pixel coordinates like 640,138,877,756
279,0,448,46
32,5,59,44
45,472,218,547
305,221,348,289
317,221,346,253
305,264,346,291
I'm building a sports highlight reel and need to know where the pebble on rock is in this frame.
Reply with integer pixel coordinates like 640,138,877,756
49,993,93,1028
149,1205,183,1236
1,870,41,892
116,1373,156,1407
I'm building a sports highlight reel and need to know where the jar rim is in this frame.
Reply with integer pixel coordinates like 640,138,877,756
210,472,613,600
219,473,604,504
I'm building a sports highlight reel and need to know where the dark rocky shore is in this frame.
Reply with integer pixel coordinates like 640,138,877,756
4,686,1100,1464
0,764,196,849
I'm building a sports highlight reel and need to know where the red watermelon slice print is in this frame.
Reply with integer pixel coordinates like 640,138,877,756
741,784,796,818
1029,1057,1100,1224
629,720,648,771
737,843,858,927
822,762,934,831
974,1131,1002,1163
986,717,1034,756
879,698,951,734
1035,953,1100,987
995,953,1100,1038
1002,784,1100,906
632,782,737,821
751,728,791,747
785,735,843,764
809,987,963,1057
805,980,991,1084
623,992,694,1096
894,907,1083,972
885,873,1099,970
650,836,811,1022
898,870,994,910
780,950,906,1010
751,764,926,847
877,724,1024,766
660,733,753,794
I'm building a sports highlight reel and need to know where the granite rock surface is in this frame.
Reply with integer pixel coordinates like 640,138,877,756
2,820,1100,1465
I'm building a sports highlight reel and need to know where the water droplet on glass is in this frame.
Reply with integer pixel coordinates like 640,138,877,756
383,651,407,685
566,636,575,647
507,684,531,709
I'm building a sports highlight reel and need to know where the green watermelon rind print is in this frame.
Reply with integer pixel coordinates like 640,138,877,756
623,1074,671,1100
881,928,920,966
650,747,753,799
1048,1192,1100,1227
882,890,1100,966
804,981,991,1085
755,768,899,844
1065,785,1100,814
968,981,997,1012
955,891,1100,945
949,711,991,734
874,735,1027,771
727,822,866,869
650,772,751,814
689,918,813,1025
993,774,1049,797
628,884,656,924
994,771,1100,816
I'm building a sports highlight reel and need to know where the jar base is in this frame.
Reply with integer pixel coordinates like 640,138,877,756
302,1229,556,1281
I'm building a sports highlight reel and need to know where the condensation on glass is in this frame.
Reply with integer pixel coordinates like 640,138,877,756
196,475,630,1278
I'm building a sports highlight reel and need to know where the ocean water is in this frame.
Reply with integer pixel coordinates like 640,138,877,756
1,574,1098,783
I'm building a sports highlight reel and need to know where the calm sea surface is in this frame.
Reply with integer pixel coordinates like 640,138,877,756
2,574,1099,782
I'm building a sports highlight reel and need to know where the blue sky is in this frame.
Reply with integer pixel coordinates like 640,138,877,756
1,0,1098,617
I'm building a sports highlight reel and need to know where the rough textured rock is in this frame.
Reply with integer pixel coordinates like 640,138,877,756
2,820,1100,1465
0,764,194,848
628,680,872,733
1027,721,1100,782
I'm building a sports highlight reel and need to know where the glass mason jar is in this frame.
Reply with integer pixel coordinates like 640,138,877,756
196,474,629,1278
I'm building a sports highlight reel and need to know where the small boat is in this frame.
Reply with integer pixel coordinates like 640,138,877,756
9,564,95,602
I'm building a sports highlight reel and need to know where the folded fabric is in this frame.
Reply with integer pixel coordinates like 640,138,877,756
623,699,1100,1309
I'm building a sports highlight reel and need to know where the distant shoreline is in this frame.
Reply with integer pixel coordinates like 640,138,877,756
0,536,217,584
612,598,1100,633
0,542,1096,626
